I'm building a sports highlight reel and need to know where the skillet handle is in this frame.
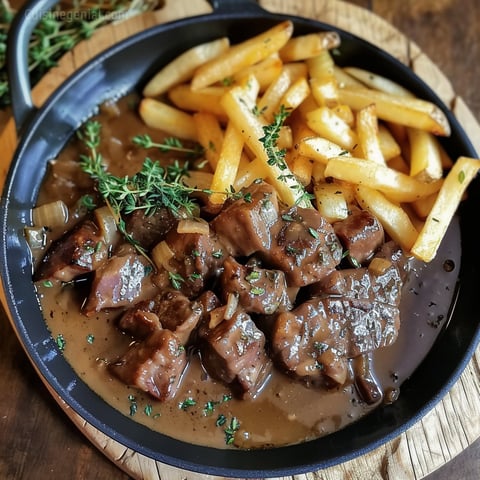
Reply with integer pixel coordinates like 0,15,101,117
206,0,265,14
7,0,62,133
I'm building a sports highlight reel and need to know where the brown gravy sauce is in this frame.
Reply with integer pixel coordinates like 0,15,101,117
33,95,461,450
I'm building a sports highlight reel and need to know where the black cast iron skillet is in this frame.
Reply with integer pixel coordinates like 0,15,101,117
2,0,480,476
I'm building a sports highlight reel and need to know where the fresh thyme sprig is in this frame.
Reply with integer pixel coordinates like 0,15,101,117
78,120,199,219
259,105,314,207
0,0,159,107
132,134,204,157
259,104,290,171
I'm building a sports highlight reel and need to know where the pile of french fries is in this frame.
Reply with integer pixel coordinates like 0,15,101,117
138,20,480,263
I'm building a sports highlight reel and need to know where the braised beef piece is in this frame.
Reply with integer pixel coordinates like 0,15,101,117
310,241,408,306
266,206,343,287
271,244,409,387
210,181,279,257
156,230,225,298
118,289,202,345
117,302,161,340
109,328,187,401
124,208,177,250
83,244,159,315
200,308,272,399
35,219,109,282
333,207,384,265
271,299,349,388
219,256,292,315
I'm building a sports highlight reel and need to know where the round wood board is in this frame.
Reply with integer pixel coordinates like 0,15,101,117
1,1,480,479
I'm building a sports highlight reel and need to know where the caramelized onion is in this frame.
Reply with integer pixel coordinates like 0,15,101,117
94,206,119,246
32,200,68,228
177,217,210,235
151,240,175,272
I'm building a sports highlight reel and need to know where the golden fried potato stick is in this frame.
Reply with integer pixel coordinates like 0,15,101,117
411,157,480,262
143,37,230,97
191,21,294,90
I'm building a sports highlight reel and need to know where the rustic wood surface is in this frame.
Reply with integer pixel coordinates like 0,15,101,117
1,0,480,479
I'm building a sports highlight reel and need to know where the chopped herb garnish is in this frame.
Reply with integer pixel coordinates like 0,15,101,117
168,271,185,290
458,170,466,183
216,414,227,427
308,227,319,239
86,334,95,344
43,280,54,288
250,286,266,296
224,417,240,445
56,334,66,351
245,271,260,282
212,249,223,259
132,134,204,157
144,404,153,416
203,400,219,416
179,397,197,410
128,395,137,416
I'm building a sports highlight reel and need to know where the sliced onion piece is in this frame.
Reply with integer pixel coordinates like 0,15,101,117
177,217,210,235
32,200,68,228
94,205,119,246
151,240,175,272
24,226,47,250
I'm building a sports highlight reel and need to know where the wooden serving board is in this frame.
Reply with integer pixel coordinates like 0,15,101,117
2,1,480,479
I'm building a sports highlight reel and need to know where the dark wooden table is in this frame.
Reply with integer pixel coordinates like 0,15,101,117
1,0,480,478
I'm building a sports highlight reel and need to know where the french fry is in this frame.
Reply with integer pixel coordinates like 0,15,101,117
324,156,443,203
279,31,340,62
191,20,294,90
331,104,355,126
356,104,385,164
411,156,480,262
143,37,230,97
407,127,443,182
337,87,451,136
308,50,338,106
343,67,414,98
193,112,224,169
306,106,358,150
139,98,197,140
387,155,410,174
297,136,349,164
209,122,244,204
221,82,310,207
258,63,308,122
232,54,283,92
280,77,311,112
168,85,227,118
314,181,350,223
378,123,401,160
334,66,365,89
234,157,270,190
355,185,418,252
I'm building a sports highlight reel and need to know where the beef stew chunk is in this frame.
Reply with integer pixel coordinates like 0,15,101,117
83,244,159,315
199,308,272,399
266,206,343,287
210,181,279,257
220,256,292,315
118,289,202,345
35,219,109,282
109,328,187,401
333,207,384,265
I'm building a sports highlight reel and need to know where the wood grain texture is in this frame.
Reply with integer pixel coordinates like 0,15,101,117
1,0,480,479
